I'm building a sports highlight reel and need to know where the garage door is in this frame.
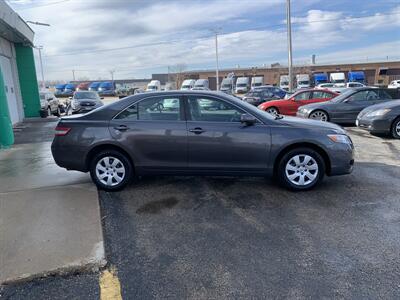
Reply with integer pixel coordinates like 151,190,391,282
0,56,19,125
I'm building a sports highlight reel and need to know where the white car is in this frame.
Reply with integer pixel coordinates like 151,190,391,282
40,91,61,117
388,80,400,89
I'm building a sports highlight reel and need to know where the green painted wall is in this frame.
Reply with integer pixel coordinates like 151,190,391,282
15,44,40,118
0,66,14,148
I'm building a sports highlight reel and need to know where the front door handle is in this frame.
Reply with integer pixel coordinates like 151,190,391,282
189,127,205,134
114,125,129,131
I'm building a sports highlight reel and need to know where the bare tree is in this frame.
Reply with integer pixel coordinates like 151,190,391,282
169,63,187,89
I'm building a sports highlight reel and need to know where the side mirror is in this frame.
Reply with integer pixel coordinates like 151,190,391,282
240,113,257,126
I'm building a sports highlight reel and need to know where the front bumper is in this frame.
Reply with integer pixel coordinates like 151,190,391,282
356,117,392,134
327,141,355,176
296,110,309,119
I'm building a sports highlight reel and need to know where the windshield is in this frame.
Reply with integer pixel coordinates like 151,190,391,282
74,92,99,100
252,83,262,86
298,81,309,85
245,91,261,97
332,79,345,83
329,89,355,103
237,83,247,87
281,81,289,86
182,85,191,88
222,84,232,88
148,86,157,90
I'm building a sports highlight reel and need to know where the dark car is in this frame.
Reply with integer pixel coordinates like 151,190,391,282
67,91,104,115
98,82,115,96
52,91,354,192
242,89,280,106
54,84,67,96
254,85,287,98
296,87,395,124
62,83,76,97
88,82,101,92
357,99,400,138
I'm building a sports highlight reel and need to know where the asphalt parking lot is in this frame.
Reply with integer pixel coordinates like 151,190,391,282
2,127,400,299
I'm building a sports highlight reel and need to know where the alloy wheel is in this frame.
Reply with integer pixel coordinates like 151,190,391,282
95,156,126,187
310,110,328,122
396,120,400,137
267,107,279,116
285,154,319,186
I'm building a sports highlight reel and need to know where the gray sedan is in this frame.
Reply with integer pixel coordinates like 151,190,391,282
51,91,354,191
67,91,104,115
296,87,395,124
357,99,400,138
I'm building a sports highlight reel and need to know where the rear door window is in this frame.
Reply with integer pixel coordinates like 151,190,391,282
116,96,182,121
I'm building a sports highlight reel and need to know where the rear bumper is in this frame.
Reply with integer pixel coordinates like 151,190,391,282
51,142,88,172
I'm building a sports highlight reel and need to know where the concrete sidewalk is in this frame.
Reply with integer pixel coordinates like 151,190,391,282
0,131,105,284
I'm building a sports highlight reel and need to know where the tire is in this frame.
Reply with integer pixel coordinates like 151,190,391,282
55,106,61,117
309,110,329,122
89,150,133,191
277,148,325,191
391,117,400,139
266,107,279,116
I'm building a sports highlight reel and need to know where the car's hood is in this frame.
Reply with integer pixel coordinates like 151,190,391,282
278,116,346,134
76,98,99,103
362,99,400,112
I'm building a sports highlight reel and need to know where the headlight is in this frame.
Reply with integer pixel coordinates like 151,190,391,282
366,108,391,117
328,134,352,144
71,100,79,109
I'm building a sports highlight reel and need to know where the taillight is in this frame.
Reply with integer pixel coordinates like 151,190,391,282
55,126,71,136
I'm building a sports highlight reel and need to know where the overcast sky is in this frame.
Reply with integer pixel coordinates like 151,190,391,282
5,0,400,81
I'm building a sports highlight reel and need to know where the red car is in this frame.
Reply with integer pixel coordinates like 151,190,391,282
258,89,338,116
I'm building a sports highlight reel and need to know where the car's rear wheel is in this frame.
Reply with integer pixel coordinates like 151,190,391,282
391,117,400,139
90,150,133,191
309,110,328,122
266,107,279,116
278,148,325,191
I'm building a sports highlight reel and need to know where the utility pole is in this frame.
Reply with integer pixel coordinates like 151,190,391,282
36,46,45,89
286,0,293,92
211,28,221,91
72,69,75,81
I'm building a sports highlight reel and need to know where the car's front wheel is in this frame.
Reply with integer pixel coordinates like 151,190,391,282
90,150,133,191
309,110,329,122
266,107,279,116
391,117,400,139
277,148,325,191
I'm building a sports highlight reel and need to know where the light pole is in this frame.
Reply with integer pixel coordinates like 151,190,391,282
211,28,221,91
26,21,50,27
28,21,50,89
36,46,45,89
286,0,293,92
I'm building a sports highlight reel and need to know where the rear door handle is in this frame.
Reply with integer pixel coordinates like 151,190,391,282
189,128,205,134
114,125,129,131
